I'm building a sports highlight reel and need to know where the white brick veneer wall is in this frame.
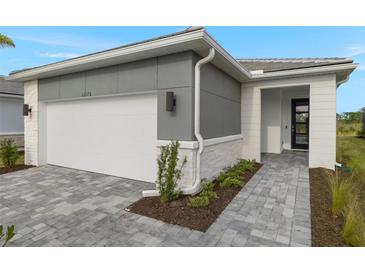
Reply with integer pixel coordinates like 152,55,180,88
24,80,39,166
158,136,243,188
201,138,243,180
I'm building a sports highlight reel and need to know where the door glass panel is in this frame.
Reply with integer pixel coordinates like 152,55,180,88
292,99,309,149
296,123,307,134
296,105,309,112
296,113,308,123
296,135,308,145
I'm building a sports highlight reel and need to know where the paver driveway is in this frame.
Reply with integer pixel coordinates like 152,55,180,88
0,151,311,246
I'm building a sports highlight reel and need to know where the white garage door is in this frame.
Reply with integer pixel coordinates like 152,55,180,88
46,93,157,183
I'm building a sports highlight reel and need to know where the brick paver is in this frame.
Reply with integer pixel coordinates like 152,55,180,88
0,150,311,246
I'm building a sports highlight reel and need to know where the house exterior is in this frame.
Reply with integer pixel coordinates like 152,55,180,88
7,27,357,194
0,76,24,147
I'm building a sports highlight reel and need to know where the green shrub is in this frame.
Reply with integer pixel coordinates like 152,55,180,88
189,196,210,208
156,141,187,203
218,169,239,182
217,159,256,183
0,138,19,168
236,159,255,173
201,180,218,200
0,224,15,247
220,177,244,188
343,202,365,246
327,170,352,216
189,180,218,208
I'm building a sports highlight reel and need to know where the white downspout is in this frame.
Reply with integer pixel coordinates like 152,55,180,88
181,47,215,195
142,48,215,198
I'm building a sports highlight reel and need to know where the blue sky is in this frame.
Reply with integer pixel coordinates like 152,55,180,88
0,26,364,113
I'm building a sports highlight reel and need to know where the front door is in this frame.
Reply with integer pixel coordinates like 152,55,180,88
291,98,309,150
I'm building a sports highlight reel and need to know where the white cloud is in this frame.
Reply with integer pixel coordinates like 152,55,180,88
15,33,119,51
357,64,365,70
344,45,365,57
38,52,81,59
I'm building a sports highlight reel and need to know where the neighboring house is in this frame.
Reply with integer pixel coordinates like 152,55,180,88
7,27,356,194
0,76,24,147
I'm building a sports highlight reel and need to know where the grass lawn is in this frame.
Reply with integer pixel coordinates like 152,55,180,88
310,136,365,246
337,136,365,204
337,136,365,171
337,136,365,246
337,121,362,136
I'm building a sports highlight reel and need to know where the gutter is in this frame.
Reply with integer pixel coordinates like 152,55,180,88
336,74,350,87
249,63,358,81
142,48,215,198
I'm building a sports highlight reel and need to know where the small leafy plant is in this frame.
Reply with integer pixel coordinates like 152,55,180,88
189,180,218,208
220,177,244,188
217,169,240,183
189,195,210,208
157,140,187,203
236,159,255,173
0,138,19,168
217,159,256,184
0,225,15,247
201,180,218,200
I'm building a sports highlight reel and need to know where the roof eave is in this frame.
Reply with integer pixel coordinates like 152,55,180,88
7,29,251,83
202,32,252,80
248,63,358,82
7,29,207,82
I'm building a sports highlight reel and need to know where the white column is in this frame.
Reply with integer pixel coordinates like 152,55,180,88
241,85,261,162
309,74,337,170
24,80,39,166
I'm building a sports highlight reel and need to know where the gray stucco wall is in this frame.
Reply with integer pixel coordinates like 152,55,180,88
196,54,241,139
39,51,195,141
38,50,241,141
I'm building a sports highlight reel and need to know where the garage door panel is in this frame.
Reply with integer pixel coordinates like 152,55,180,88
46,94,157,183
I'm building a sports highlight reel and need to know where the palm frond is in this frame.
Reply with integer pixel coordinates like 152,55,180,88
0,33,15,48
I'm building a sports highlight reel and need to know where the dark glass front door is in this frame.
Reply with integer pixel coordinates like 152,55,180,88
291,99,309,150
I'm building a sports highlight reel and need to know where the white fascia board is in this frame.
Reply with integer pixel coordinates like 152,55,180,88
249,63,358,81
202,32,252,79
7,29,206,82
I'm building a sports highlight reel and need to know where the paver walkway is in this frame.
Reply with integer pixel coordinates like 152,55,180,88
0,150,311,246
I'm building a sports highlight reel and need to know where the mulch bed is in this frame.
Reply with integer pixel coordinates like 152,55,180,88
127,163,262,232
309,168,346,246
0,165,34,175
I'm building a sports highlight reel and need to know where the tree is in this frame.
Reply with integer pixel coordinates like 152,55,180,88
0,33,15,48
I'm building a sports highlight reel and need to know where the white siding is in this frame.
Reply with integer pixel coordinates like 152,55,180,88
309,74,336,169
241,74,337,169
241,85,261,161
261,89,282,153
